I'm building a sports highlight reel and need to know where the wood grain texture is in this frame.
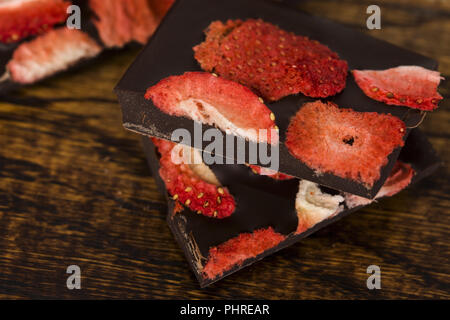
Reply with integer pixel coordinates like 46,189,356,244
0,0,449,299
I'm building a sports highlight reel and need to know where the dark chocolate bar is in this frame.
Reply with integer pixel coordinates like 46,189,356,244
142,129,440,287
116,0,439,198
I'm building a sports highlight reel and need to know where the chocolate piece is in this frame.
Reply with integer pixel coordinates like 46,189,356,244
116,0,439,198
0,42,17,76
142,129,440,286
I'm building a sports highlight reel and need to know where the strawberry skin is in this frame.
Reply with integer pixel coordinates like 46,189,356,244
7,28,101,84
194,19,348,101
378,161,415,197
0,0,70,43
203,227,285,279
152,138,236,219
286,101,406,187
145,72,279,144
248,164,294,180
345,161,415,208
353,66,443,111
89,0,159,47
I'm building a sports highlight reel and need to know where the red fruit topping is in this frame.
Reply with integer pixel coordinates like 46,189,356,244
379,161,415,196
89,0,158,47
194,19,348,101
7,28,101,84
285,101,406,187
0,0,70,43
345,161,415,208
353,66,443,111
295,180,344,234
148,0,175,22
145,72,279,144
203,227,285,279
152,138,236,219
248,164,294,180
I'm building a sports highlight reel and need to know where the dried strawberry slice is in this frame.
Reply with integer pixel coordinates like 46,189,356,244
203,227,285,279
378,161,415,197
0,0,70,43
353,66,443,111
295,180,344,234
345,161,415,208
194,19,348,101
145,72,279,144
248,164,294,180
152,138,236,219
7,28,101,84
89,0,158,47
285,101,406,187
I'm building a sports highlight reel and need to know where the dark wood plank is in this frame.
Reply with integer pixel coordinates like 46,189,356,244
0,0,448,299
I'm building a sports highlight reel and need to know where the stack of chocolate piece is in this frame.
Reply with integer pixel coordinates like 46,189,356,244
116,0,442,286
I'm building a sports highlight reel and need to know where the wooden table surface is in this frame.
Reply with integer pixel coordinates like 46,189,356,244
0,0,449,299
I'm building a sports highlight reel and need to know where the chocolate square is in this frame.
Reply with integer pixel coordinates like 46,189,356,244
142,129,440,287
116,0,439,198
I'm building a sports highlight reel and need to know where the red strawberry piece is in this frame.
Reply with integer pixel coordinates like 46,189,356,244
0,0,70,43
89,0,158,47
353,66,443,111
345,161,415,208
248,164,294,180
7,28,101,84
145,72,279,144
193,19,348,101
378,161,415,197
148,0,175,22
203,227,285,279
152,138,236,219
285,101,406,187
295,180,344,234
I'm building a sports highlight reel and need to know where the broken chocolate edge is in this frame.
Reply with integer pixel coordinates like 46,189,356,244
141,128,440,287
114,0,441,197
119,88,406,199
